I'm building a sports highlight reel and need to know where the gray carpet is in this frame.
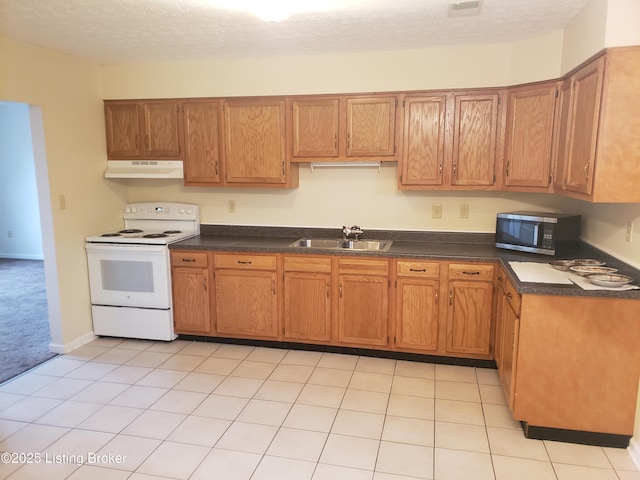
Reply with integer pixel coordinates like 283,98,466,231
0,258,57,384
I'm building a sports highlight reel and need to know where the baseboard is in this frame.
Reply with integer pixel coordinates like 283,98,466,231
629,437,640,471
49,331,97,354
0,254,44,260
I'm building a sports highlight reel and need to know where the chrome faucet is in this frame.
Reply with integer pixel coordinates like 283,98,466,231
342,225,364,241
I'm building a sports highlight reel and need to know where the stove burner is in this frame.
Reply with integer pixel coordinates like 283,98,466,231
142,233,168,238
163,230,182,234
118,229,143,234
101,233,121,237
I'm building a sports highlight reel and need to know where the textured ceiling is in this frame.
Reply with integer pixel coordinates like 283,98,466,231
0,0,590,63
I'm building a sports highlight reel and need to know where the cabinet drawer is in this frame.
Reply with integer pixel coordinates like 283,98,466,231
171,251,208,267
448,263,494,281
214,253,277,270
397,261,439,278
338,258,389,276
284,256,332,273
504,278,521,314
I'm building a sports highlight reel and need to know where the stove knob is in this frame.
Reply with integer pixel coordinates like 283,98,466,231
186,208,192,215
179,208,185,214
131,207,138,213
125,207,131,213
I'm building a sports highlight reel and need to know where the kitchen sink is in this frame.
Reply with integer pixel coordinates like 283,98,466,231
290,238,393,252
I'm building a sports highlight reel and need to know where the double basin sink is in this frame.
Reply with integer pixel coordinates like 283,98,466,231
290,238,393,252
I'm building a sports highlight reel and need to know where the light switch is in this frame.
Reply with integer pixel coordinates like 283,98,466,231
460,204,469,218
58,195,67,211
432,203,442,219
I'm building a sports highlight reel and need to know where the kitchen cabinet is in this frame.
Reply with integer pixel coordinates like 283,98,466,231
399,90,501,189
213,253,280,339
445,263,494,357
502,82,557,191
336,258,389,347
283,256,332,343
223,98,298,188
494,269,520,410
182,100,223,186
104,100,182,159
399,95,447,186
394,260,440,352
511,294,640,438
170,251,213,334
554,47,640,202
287,95,399,162
451,92,500,187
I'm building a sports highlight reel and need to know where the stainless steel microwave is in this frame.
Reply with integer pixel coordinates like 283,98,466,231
496,211,581,255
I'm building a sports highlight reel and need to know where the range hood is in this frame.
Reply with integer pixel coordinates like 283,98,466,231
104,160,184,179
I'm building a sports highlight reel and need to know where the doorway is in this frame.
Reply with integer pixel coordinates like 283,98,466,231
0,101,60,383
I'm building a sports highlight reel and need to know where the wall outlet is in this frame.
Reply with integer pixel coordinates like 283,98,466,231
626,222,633,243
460,203,469,218
432,203,442,219
228,200,236,213
58,194,67,210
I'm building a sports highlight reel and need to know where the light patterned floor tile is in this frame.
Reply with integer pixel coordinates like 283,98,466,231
121,409,186,439
355,357,396,375
434,399,484,426
316,353,359,371
158,354,206,372
266,427,328,462
297,384,345,408
281,350,323,367
94,434,161,471
435,380,480,402
492,455,557,480
341,389,389,414
387,394,434,420
167,415,231,447
149,389,207,414
190,448,261,480
254,380,304,402
245,347,288,363
376,441,434,479
320,434,379,470
394,361,435,380
283,404,338,432
191,394,249,420
252,455,316,480
553,463,618,480
382,416,434,447
349,372,393,393
434,421,489,453
313,463,373,480
392,376,435,398
172,372,225,393
236,399,292,426
434,447,494,480
307,368,353,388
332,409,385,439
486,426,549,461
137,441,210,479
77,404,144,433
545,440,611,468
434,365,477,383
215,421,278,454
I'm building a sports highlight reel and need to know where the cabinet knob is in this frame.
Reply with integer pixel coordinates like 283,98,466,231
449,289,453,306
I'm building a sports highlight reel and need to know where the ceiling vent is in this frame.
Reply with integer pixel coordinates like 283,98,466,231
448,0,482,17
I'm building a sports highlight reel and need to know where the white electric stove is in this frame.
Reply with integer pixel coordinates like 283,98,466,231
85,202,200,341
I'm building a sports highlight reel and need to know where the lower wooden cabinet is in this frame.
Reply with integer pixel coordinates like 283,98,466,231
394,261,440,352
213,253,279,339
445,263,495,357
171,251,213,334
283,256,332,343
336,258,389,347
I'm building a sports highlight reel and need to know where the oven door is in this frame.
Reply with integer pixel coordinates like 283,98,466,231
85,243,171,309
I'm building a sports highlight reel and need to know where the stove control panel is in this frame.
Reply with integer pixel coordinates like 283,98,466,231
124,203,199,221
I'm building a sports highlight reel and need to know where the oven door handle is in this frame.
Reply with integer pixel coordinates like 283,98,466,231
85,243,168,254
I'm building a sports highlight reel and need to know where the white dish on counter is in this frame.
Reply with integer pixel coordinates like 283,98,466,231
569,265,618,276
572,258,606,266
587,273,634,288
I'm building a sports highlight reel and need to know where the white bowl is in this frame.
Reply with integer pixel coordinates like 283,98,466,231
587,273,633,288
572,258,606,266
569,266,617,277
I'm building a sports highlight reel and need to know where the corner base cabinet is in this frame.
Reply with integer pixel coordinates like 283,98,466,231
171,251,213,334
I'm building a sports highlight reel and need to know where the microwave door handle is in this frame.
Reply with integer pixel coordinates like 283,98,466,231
533,223,541,247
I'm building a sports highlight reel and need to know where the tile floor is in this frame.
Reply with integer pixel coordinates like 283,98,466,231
0,338,638,480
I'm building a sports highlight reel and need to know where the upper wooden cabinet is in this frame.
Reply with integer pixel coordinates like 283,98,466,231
399,90,501,190
400,95,447,186
287,95,399,162
502,82,558,191
554,47,640,202
223,98,298,188
182,100,223,186
104,100,182,159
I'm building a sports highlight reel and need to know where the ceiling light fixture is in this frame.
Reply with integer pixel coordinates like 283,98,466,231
448,0,482,17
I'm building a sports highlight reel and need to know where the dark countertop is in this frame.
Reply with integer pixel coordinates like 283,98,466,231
171,224,640,300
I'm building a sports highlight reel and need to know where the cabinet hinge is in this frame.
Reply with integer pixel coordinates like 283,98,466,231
395,98,398,107
402,100,405,108
549,175,553,184
497,96,501,105
555,88,559,98
388,280,391,287
493,174,496,183
393,336,396,344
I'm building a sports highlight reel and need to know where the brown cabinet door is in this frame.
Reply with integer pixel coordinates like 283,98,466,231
445,280,493,356
400,96,447,186
214,269,279,338
395,277,439,352
291,98,339,158
223,99,286,185
553,78,573,191
562,57,604,195
143,102,182,157
183,101,222,185
338,273,388,347
451,93,499,186
172,266,212,334
104,103,142,158
346,97,397,157
504,83,557,189
284,271,332,342
500,301,519,411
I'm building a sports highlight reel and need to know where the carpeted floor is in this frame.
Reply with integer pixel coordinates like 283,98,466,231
0,258,56,384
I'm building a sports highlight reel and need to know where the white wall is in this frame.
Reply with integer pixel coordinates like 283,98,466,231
0,102,43,259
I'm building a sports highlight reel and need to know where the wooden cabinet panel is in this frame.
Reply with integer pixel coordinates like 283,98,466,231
143,102,182,157
171,250,212,335
553,78,573,192
347,97,397,157
214,253,277,270
448,263,494,281
223,99,287,185
183,101,222,185
451,93,499,186
561,57,604,195
400,96,447,186
291,99,339,158
105,103,142,158
215,269,279,339
284,271,331,342
338,273,388,347
503,82,557,190
445,280,493,356
395,277,439,352
396,260,439,278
